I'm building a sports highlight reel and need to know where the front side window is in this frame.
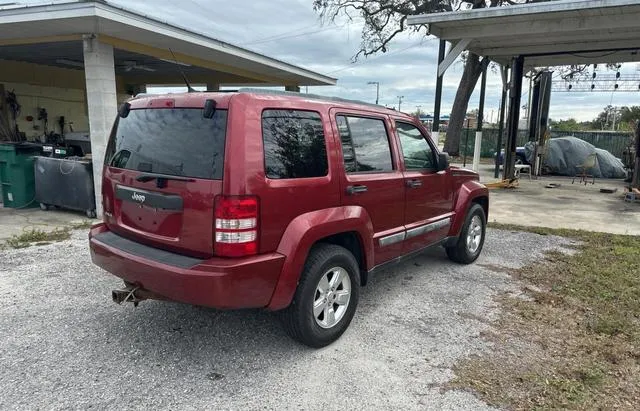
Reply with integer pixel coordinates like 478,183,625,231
337,115,393,173
396,122,436,170
262,110,328,179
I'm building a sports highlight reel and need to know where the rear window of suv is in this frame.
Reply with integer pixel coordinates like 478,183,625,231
105,108,227,179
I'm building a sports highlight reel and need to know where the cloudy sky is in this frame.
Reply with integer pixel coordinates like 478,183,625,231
104,0,639,122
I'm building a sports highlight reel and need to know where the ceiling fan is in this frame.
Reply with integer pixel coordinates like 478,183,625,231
120,60,156,72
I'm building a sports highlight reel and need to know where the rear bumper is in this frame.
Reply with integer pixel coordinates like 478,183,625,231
89,224,285,309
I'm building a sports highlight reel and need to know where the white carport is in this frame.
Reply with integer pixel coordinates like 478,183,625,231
0,1,335,215
408,0,640,180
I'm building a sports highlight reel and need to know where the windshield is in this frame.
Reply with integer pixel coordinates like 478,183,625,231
105,108,227,180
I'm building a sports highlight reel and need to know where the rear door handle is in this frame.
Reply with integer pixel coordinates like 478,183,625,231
406,179,422,188
346,185,368,195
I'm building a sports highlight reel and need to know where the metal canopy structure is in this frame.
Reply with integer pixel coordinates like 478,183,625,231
408,0,640,70
408,0,640,180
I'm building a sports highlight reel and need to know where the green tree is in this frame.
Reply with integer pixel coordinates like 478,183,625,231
619,106,640,130
591,105,640,131
549,118,580,132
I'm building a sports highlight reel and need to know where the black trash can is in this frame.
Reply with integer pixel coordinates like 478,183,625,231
34,156,96,218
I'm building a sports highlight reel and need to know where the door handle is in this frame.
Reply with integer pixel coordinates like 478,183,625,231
346,185,368,195
406,179,422,188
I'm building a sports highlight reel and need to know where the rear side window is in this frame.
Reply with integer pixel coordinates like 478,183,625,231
337,115,393,173
262,109,328,179
105,108,227,179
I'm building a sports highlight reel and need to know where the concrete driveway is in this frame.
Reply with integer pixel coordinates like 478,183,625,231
466,164,640,236
0,228,572,410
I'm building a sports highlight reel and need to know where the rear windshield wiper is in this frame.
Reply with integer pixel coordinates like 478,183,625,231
136,172,196,183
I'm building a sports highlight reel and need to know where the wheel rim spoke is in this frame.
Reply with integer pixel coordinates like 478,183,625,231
334,290,349,306
325,305,336,327
317,275,330,294
313,298,326,317
329,269,343,289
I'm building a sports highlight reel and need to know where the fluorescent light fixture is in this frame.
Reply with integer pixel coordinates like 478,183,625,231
56,58,84,68
159,58,191,67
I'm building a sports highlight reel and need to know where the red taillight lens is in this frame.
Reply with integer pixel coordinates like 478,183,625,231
214,196,259,257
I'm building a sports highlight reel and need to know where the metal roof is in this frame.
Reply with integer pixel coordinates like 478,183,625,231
407,0,640,68
0,1,336,86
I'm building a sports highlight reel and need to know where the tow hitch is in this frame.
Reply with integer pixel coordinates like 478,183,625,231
112,283,167,306
112,285,143,307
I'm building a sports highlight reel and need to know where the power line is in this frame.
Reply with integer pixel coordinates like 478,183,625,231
185,0,360,46
242,23,352,46
327,38,436,74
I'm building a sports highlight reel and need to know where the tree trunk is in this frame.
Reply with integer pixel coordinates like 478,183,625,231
443,52,485,156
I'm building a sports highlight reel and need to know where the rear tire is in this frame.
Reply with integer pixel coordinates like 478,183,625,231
280,244,360,348
446,203,486,264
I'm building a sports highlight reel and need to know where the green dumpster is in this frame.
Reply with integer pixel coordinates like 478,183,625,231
0,143,42,208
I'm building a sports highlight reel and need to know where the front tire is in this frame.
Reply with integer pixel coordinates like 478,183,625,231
281,244,360,348
446,203,486,264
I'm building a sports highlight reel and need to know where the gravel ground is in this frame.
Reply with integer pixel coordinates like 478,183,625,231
0,228,573,410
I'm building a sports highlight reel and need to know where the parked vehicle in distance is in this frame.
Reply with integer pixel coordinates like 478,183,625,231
495,147,529,165
89,90,489,347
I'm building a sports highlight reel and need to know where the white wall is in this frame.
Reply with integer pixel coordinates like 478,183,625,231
1,82,89,140
1,81,132,142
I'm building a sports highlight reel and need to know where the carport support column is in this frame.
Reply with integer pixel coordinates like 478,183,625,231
633,120,640,188
494,66,509,179
504,56,524,180
473,66,487,172
432,40,446,145
83,35,117,217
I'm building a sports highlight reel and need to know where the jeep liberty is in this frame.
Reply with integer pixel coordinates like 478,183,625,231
89,90,489,347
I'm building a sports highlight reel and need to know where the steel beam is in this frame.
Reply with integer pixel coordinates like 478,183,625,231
494,66,509,179
433,40,446,142
438,38,471,77
504,56,524,180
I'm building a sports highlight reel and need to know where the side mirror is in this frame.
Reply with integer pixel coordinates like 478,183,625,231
437,152,450,171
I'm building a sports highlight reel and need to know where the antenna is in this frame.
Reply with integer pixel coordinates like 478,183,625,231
168,49,196,93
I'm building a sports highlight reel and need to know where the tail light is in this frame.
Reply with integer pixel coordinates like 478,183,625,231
214,196,259,257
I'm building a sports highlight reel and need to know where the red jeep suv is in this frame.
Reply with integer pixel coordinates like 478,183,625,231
89,90,488,347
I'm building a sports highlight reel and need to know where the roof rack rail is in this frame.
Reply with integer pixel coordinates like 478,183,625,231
237,88,393,111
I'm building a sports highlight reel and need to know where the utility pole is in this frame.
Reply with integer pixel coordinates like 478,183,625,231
397,95,404,112
367,81,380,105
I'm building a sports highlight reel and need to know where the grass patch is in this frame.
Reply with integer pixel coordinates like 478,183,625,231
4,228,71,249
69,220,94,230
1,219,94,250
450,224,640,409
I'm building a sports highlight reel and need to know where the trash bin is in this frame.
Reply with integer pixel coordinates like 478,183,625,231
34,156,96,218
0,142,42,208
